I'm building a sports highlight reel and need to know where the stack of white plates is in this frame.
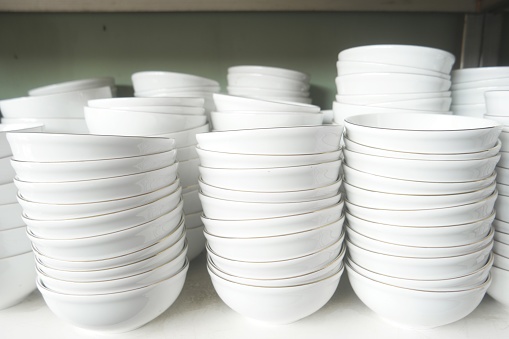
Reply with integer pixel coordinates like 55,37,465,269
211,93,323,131
484,91,509,308
226,65,312,104
0,77,114,133
197,94,345,324
6,132,188,333
451,67,509,118
84,98,209,260
0,123,43,311
333,45,455,124
132,71,220,127
342,113,501,329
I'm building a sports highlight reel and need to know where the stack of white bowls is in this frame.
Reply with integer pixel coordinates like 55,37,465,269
342,112,501,329
226,65,312,104
132,71,220,126
6,131,188,333
211,93,323,131
452,67,509,118
483,91,509,308
0,123,44,311
197,94,346,324
333,44,455,124
84,97,209,260
0,77,114,133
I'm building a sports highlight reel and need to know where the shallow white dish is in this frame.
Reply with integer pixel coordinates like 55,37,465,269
227,73,309,92
453,78,509,90
493,219,509,234
452,86,509,105
228,65,310,82
452,66,509,83
336,60,450,79
494,253,509,270
336,91,451,105
211,111,322,131
0,123,44,158
497,165,509,184
226,86,310,98
154,124,209,148
87,96,205,108
28,77,114,96
110,105,205,115
451,104,485,118
494,240,509,257
367,97,451,112
487,265,509,307
1,117,89,134
0,251,36,310
132,71,219,92
213,93,320,113
495,194,509,222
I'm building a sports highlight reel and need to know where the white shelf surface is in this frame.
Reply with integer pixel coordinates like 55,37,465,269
1,251,509,339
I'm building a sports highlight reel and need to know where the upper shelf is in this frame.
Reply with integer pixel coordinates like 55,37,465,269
0,0,505,13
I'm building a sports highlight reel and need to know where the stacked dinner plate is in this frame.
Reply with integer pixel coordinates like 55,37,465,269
452,67,509,118
484,91,509,308
333,44,454,124
342,113,501,329
132,71,220,127
84,97,209,260
0,77,114,133
0,123,43,311
198,94,345,324
6,132,188,334
226,65,312,104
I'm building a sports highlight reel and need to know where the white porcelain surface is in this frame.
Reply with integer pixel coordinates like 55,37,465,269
494,253,509,270
452,86,509,105
487,265,509,307
88,96,205,108
336,91,451,105
485,90,509,116
495,194,509,222
111,105,205,115
28,77,114,96
213,93,320,113
495,231,509,245
0,251,36,310
451,104,486,118
154,124,209,148
0,225,31,258
228,65,310,81
336,60,450,79
494,240,509,257
132,71,219,92
0,203,24,231
497,165,509,184
494,219,509,234
1,118,89,134
452,78,509,90
498,152,509,168
227,73,309,91
226,86,309,98
0,123,44,158
367,97,451,111
452,67,509,83
0,156,15,185
211,111,322,131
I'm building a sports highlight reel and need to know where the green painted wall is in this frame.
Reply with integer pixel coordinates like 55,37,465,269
0,12,465,108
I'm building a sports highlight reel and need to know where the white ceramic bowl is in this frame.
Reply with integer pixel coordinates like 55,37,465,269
199,177,342,203
336,60,450,78
347,239,493,280
0,251,36,310
494,219,509,234
204,221,344,262
336,73,451,95
498,152,509,168
207,236,344,279
345,191,497,226
209,264,343,325
11,149,176,183
0,182,17,205
1,118,89,134
485,90,509,116
178,158,200,188
212,93,320,113
346,262,491,329
135,86,219,96
497,165,509,184
0,86,112,119
227,73,309,92
132,71,219,92
199,192,341,220
494,253,509,270
109,105,205,115
15,163,178,204
484,114,509,126
495,194,509,222
211,111,322,131
452,86,509,105
228,65,310,81
28,77,114,96
453,78,509,90
343,181,496,210
336,91,451,105
0,123,44,158
494,240,509,257
226,86,310,99
343,164,496,196
6,132,175,162
28,212,185,261
344,113,502,153
367,97,451,111
23,192,182,239
37,260,189,333
452,67,509,83
344,149,499,183
196,125,342,155
84,106,207,136
487,266,509,307
154,124,209,148
88,97,205,108
338,45,455,74
0,225,31,258
0,203,24,231
451,104,486,118
185,225,206,261
346,211,494,247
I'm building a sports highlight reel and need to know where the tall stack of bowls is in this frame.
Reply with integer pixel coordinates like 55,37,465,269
197,94,346,324
226,65,312,104
132,71,220,127
452,67,509,118
6,132,188,333
211,93,323,131
84,98,208,260
484,91,509,308
0,123,44,310
333,44,455,124
342,112,502,329
0,77,114,133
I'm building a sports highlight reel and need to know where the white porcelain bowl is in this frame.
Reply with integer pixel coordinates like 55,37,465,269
0,86,112,119
495,194,509,222
185,225,206,261
336,91,451,105
0,251,36,310
226,86,310,99
344,113,502,153
494,240,509,257
452,86,509,105
28,77,114,96
15,163,178,204
497,165,509,184
1,118,89,134
212,93,320,113
453,78,509,90
494,219,509,234
109,105,205,115
338,45,455,74
0,225,31,258
0,203,24,231
336,60,450,79
498,152,509,168
452,67,509,83
0,123,44,158
485,90,509,116
84,106,207,136
204,221,344,262
132,71,219,92
0,182,17,205
211,111,322,131
366,97,451,112
495,230,509,245
228,65,310,82
37,260,189,334
196,125,342,155
345,191,497,226
154,124,209,148
494,253,509,270
347,240,493,280
209,264,343,325
6,132,175,162
11,149,176,183
487,266,509,307
135,86,219,96
227,73,309,92
88,96,205,108
199,160,341,192
451,104,486,118
346,262,491,329
346,211,494,247
484,114,509,126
